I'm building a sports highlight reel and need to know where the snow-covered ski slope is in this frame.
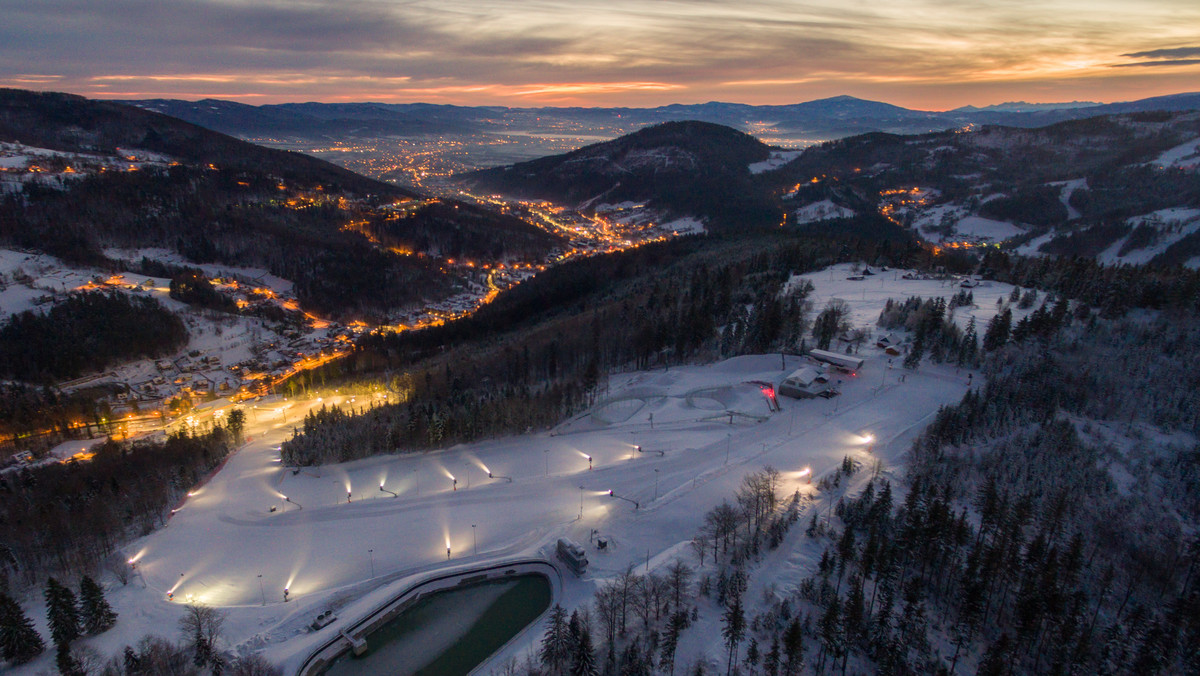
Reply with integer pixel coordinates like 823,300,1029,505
10,265,1023,675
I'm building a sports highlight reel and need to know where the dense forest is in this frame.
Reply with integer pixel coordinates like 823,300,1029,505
0,426,235,587
0,291,187,383
511,289,1199,676
280,228,916,465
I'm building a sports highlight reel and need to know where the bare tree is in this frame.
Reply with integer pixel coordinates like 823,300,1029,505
228,653,283,676
179,604,225,669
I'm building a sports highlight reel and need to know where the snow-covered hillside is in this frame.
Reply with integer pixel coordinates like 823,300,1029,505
6,265,1021,675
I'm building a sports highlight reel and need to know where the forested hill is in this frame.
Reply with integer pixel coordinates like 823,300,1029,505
764,111,1200,266
463,121,782,229
0,89,566,318
0,88,411,198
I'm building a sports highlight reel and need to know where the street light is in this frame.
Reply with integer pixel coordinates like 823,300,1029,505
368,549,375,578
257,574,265,606
544,449,549,476
725,434,731,465
654,468,660,500
471,524,477,555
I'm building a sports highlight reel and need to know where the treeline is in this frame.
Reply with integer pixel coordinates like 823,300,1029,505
281,232,916,464
980,249,1200,316
0,291,187,383
0,382,114,441
0,426,234,587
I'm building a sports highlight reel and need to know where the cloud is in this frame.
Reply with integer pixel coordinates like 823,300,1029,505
1122,46,1200,60
1112,58,1200,68
2,0,1200,107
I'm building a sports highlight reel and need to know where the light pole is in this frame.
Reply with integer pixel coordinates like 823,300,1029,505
465,463,471,489
368,549,375,578
471,524,477,555
257,574,265,606
579,485,585,519
544,449,549,476
586,454,592,470
412,468,420,497
725,434,731,465
654,468,660,500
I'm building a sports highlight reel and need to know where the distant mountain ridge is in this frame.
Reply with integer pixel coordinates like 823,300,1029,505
123,92,1200,143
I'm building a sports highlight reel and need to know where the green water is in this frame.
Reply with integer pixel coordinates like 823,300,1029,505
323,575,551,676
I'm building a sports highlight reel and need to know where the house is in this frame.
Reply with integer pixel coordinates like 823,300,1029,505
876,333,901,349
778,367,831,399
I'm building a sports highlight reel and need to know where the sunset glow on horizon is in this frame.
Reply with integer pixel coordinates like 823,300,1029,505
2,0,1198,109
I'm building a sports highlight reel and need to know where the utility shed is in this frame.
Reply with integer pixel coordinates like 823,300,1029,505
778,367,830,399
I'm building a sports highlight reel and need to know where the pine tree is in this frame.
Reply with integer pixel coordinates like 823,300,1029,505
79,576,117,635
781,617,804,675
903,334,924,370
539,604,571,675
982,308,1012,351
0,591,45,664
44,577,81,648
569,622,598,676
722,594,746,676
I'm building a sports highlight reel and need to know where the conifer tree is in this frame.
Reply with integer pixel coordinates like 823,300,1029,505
982,308,1012,351
569,621,598,676
44,577,81,648
0,591,45,664
539,604,570,675
721,594,746,676
79,576,117,635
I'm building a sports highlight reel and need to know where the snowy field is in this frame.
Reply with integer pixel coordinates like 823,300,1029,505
9,265,1024,675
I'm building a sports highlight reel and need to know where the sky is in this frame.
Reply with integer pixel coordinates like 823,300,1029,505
1,0,1198,110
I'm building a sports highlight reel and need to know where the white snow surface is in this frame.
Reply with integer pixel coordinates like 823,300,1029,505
1048,178,1087,219
952,215,1025,241
1148,136,1200,170
659,216,706,235
7,265,1027,676
1097,207,1200,267
793,199,854,223
748,150,803,174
